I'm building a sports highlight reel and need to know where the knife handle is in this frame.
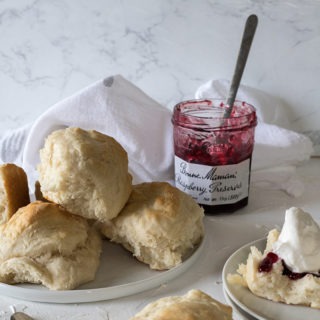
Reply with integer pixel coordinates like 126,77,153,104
11,312,34,320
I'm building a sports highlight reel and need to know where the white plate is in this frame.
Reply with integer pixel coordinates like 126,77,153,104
223,288,257,320
222,238,320,320
0,237,205,304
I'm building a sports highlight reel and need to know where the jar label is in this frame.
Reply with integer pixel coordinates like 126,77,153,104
174,156,250,205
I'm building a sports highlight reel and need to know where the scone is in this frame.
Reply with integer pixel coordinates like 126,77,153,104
37,127,132,222
0,201,102,290
0,163,30,224
130,289,233,320
99,182,204,270
228,210,320,309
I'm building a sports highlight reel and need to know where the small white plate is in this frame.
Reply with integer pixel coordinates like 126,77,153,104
222,238,320,320
223,288,256,320
0,237,205,304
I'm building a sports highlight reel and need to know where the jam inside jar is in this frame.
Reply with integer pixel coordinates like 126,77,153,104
172,99,257,214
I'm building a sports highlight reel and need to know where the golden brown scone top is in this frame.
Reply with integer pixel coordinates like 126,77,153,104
37,127,132,222
0,201,89,257
100,181,204,270
0,163,30,224
125,181,185,219
120,181,203,222
0,201,102,290
130,289,233,320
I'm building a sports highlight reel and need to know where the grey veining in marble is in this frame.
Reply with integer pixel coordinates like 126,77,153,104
0,0,319,151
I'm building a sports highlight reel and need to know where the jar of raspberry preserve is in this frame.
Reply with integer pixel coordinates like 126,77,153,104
172,99,257,214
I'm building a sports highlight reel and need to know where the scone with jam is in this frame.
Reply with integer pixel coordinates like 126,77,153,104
228,207,320,309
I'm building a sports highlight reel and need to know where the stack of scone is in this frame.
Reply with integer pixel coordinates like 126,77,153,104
0,127,205,291
0,162,102,290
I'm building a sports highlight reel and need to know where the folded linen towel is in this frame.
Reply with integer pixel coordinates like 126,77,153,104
0,123,31,166
4,75,174,188
0,76,314,198
195,79,314,197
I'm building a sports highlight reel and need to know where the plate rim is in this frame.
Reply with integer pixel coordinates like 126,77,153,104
222,238,266,319
0,236,206,304
223,287,257,320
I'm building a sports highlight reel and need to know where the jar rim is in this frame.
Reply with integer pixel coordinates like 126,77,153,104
172,99,257,130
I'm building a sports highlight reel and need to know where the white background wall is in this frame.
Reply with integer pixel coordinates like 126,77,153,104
0,0,319,151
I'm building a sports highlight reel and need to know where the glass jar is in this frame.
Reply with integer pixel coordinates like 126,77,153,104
172,99,257,214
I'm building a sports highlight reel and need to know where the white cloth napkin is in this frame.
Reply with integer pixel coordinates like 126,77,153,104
0,76,314,197
196,79,314,197
0,123,31,167
1,75,174,188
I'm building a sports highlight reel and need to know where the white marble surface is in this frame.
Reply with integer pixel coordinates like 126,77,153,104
0,0,320,152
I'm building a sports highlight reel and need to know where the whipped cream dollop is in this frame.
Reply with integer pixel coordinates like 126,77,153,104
272,207,320,274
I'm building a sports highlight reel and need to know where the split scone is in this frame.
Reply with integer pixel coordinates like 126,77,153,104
99,182,204,270
37,127,132,222
0,163,30,224
228,207,320,309
0,201,102,290
130,289,233,320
